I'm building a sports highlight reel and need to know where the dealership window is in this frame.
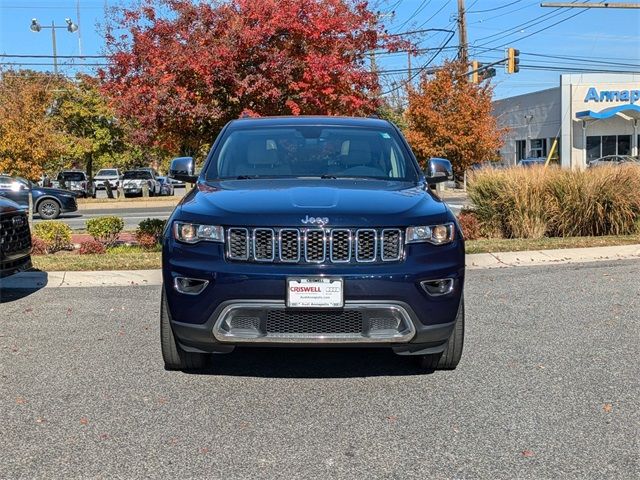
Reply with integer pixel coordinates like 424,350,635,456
586,136,601,161
588,135,632,159
530,138,547,158
618,135,631,156
602,136,616,156
516,140,526,161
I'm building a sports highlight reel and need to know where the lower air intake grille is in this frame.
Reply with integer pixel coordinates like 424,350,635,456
266,310,363,334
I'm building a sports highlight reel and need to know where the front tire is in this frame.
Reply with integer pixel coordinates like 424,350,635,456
418,298,464,371
160,288,209,371
37,199,61,220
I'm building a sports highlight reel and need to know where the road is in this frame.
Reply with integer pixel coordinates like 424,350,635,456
36,189,468,231
1,261,638,478
38,206,178,230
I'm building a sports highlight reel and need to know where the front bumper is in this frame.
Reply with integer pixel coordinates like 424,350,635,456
163,237,464,355
0,253,32,278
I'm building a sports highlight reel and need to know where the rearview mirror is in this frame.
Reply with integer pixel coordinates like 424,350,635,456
169,157,197,183
425,157,453,184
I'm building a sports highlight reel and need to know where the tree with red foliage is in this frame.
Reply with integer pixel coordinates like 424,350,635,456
101,0,402,155
405,60,505,175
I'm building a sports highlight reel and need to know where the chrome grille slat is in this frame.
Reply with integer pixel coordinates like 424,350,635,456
279,229,301,262
226,227,402,264
355,229,377,262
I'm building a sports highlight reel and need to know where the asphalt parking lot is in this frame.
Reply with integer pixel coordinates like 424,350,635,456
1,261,638,479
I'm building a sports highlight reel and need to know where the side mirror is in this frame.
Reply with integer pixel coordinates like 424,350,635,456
425,157,453,184
169,157,197,183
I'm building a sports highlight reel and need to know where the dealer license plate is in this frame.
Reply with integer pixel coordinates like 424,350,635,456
286,277,343,308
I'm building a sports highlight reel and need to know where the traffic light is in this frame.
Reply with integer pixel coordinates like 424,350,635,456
471,60,481,84
506,47,520,74
482,68,496,81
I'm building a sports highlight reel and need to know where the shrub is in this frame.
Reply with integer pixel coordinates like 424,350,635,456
32,221,72,253
79,239,106,255
468,165,640,239
86,216,124,247
136,218,166,242
136,232,159,251
31,236,47,255
457,210,481,240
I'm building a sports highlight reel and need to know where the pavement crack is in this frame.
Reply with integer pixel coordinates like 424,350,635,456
58,272,67,287
489,252,512,267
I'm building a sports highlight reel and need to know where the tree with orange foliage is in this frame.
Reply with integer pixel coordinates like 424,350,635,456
404,60,505,175
0,70,66,180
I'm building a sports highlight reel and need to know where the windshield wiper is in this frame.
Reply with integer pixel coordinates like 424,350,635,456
235,175,259,180
320,174,337,179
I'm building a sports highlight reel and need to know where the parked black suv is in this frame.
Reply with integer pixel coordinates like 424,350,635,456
0,175,78,220
0,197,32,277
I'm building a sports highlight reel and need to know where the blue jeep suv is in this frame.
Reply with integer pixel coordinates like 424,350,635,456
162,116,465,371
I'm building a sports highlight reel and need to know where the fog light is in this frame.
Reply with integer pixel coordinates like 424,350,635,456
174,277,209,295
420,278,454,296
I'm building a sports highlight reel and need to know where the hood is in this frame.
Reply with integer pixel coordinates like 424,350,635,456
123,179,148,185
95,174,118,179
178,179,450,227
0,197,22,214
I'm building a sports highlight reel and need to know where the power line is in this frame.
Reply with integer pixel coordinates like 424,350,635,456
392,0,432,32
380,29,456,94
485,7,590,50
467,1,526,13
471,2,572,44
0,54,108,59
469,1,539,24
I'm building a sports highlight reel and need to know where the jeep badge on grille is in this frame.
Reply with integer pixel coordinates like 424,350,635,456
301,215,329,225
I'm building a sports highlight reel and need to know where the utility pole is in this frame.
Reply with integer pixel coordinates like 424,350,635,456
407,51,412,89
457,0,468,65
76,0,82,57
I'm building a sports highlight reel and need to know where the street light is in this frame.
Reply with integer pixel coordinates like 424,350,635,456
29,17,79,74
30,19,42,32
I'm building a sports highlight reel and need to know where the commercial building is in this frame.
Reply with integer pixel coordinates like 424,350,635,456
493,73,640,169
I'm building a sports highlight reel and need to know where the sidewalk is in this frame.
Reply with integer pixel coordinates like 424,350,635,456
2,244,639,289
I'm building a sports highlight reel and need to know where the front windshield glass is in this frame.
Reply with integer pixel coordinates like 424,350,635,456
97,169,118,176
58,172,85,181
123,171,151,180
205,126,418,181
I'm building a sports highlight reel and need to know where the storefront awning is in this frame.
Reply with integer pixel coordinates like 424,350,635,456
576,104,640,121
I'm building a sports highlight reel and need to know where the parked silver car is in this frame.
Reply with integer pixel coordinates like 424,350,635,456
94,168,122,189
53,170,96,198
122,169,161,197
587,155,637,167
156,176,175,196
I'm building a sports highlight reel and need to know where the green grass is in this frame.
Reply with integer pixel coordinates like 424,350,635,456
465,234,640,254
32,250,161,271
30,234,640,271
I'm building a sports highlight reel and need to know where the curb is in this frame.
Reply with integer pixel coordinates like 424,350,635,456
2,244,639,290
77,200,179,211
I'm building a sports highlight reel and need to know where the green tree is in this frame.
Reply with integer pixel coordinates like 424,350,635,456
52,74,129,178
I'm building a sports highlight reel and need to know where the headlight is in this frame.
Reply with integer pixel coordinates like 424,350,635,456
406,223,455,245
173,221,224,244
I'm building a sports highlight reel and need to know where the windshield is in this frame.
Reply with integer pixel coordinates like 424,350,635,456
123,171,151,180
204,125,418,181
58,172,85,181
97,169,118,176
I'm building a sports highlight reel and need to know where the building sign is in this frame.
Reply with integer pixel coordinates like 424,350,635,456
584,87,640,104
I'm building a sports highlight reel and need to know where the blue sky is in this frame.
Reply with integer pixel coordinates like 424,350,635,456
1,0,639,100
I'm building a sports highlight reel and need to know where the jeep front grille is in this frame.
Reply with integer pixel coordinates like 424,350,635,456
226,227,403,264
